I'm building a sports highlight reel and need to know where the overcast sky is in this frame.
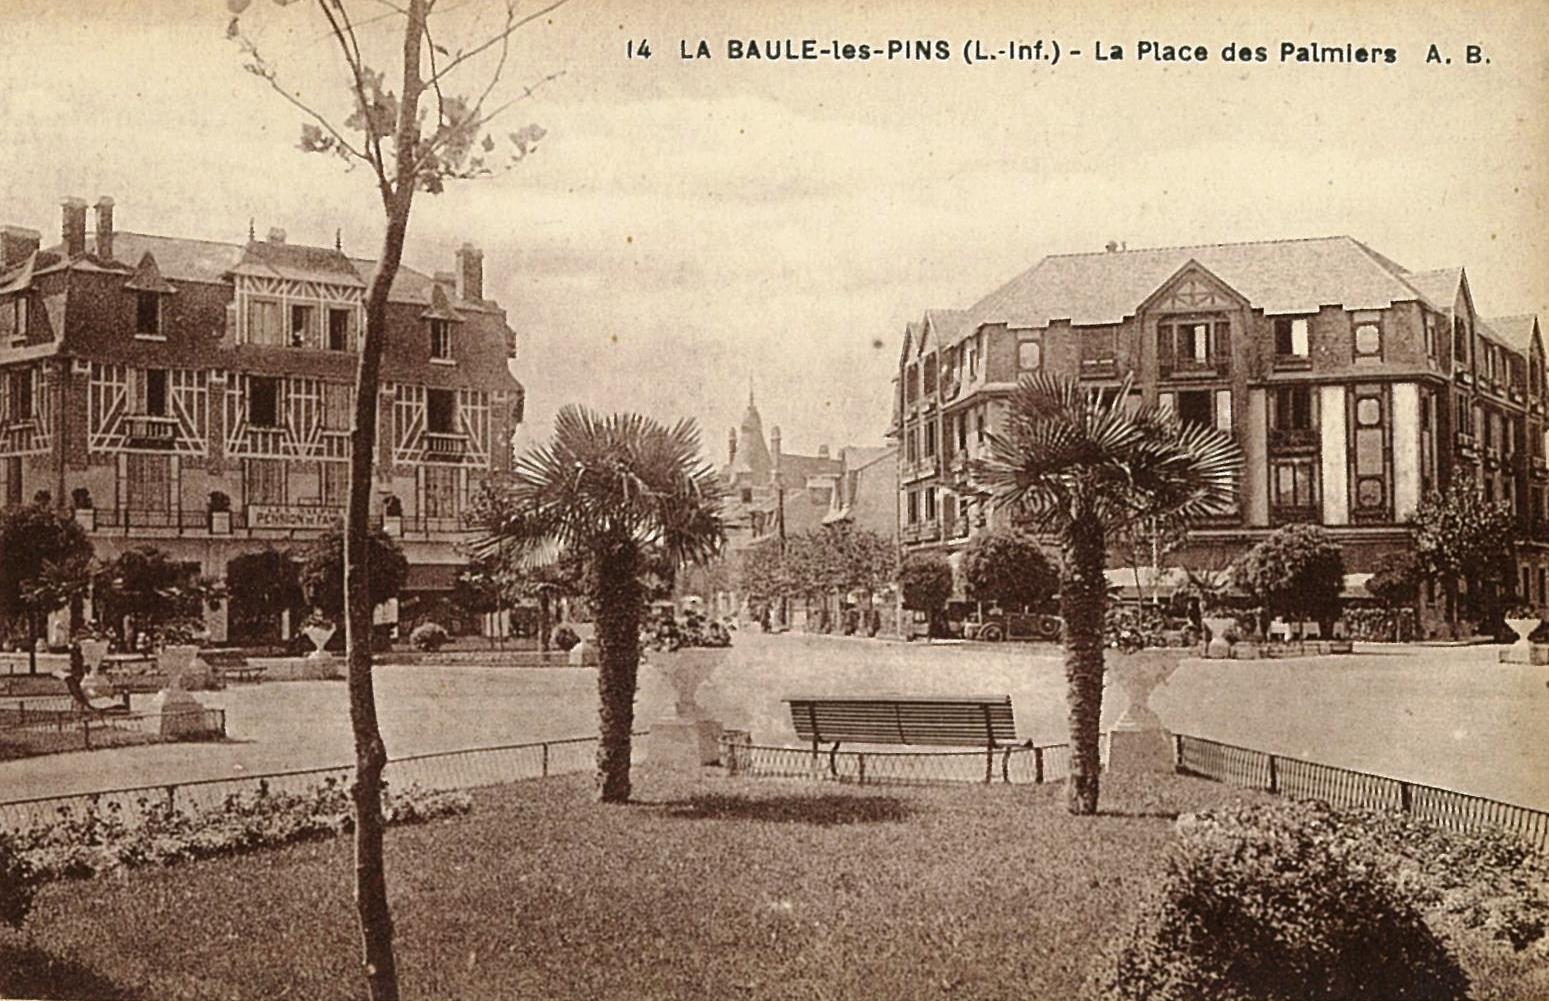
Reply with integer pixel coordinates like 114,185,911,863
0,0,1545,464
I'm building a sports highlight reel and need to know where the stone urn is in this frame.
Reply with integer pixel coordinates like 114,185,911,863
78,638,113,698
1202,616,1237,659
152,646,214,739
1107,648,1183,772
643,648,726,771
303,622,336,661
158,644,211,690
1501,617,1542,664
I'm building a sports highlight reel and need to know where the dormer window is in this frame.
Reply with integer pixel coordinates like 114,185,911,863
136,291,162,338
430,319,453,362
290,304,315,348
2,296,27,344
328,308,352,351
1273,316,1310,358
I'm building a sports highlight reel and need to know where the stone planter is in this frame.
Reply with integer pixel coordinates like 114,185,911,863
73,508,95,531
153,645,215,738
383,514,403,538
303,622,336,661
1500,616,1542,664
1107,648,1182,772
209,510,231,534
1202,616,1236,659
158,644,211,690
643,648,726,770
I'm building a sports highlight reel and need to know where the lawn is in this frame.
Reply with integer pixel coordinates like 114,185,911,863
4,770,1272,1001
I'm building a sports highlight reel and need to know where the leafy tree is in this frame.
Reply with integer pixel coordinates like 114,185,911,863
1233,524,1346,639
0,501,93,672
977,373,1241,815
1412,481,1515,638
226,548,303,642
961,527,1057,611
226,1,560,990
1365,550,1421,610
471,407,724,804
298,524,409,622
899,551,954,638
94,546,209,645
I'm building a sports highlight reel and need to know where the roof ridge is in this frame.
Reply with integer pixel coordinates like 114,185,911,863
1040,233,1355,261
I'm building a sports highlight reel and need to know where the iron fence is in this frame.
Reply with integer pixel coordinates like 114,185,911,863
722,736,1073,787
0,733,623,834
1175,734,1549,851
0,709,227,762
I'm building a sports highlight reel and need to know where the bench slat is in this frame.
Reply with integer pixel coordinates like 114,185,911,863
785,696,1015,747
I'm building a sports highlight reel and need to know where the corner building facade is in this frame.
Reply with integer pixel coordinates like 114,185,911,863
893,236,1548,624
0,197,523,638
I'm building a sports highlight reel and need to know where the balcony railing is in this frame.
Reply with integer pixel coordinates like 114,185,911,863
124,415,179,449
1272,353,1312,372
423,432,468,459
1271,504,1320,525
1159,355,1229,379
1267,427,1319,452
1079,358,1118,378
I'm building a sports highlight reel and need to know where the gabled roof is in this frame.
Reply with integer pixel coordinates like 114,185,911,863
1485,315,1541,355
123,252,178,294
231,239,365,288
420,282,463,322
958,235,1443,333
1403,267,1465,313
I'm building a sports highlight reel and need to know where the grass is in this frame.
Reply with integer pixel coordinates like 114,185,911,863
5,770,1273,1001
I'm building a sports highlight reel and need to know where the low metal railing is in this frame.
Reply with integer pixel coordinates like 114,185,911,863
1175,734,1549,851
722,736,1072,787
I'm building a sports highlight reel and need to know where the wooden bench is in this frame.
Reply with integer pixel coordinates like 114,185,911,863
784,695,1017,783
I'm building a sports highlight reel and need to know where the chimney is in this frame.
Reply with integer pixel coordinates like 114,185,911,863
266,227,287,244
94,197,114,261
1105,239,1119,253
817,444,830,459
727,427,737,466
61,198,88,258
0,226,41,270
456,242,484,301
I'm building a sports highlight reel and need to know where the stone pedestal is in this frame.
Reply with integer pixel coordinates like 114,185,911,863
1500,618,1542,664
151,648,215,739
567,640,591,667
643,650,724,770
1107,649,1182,774
1202,616,1236,659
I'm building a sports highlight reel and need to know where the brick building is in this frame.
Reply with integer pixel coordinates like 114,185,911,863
0,196,523,639
892,236,1547,622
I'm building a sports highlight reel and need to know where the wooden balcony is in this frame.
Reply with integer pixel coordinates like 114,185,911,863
124,415,179,449
423,432,469,459
1159,356,1229,380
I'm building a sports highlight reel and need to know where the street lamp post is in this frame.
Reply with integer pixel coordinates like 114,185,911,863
775,470,788,628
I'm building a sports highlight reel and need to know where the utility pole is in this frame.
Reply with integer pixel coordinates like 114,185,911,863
775,469,788,628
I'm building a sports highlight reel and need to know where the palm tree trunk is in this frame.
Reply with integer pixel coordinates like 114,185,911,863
593,542,644,803
1061,515,1108,815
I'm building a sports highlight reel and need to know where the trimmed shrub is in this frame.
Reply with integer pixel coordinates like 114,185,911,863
1088,799,1469,1001
552,625,581,651
409,621,450,651
0,830,38,929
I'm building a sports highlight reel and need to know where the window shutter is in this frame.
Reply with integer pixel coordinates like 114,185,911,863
1156,324,1173,376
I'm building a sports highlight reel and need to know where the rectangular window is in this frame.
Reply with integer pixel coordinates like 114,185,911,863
143,368,168,417
906,490,919,524
905,364,919,403
1273,316,1310,357
1082,329,1116,365
924,486,937,521
924,422,937,458
1453,317,1469,364
248,376,280,428
906,428,918,463
290,304,315,347
974,408,987,444
966,334,981,381
922,355,937,395
244,458,287,505
2,455,19,506
319,462,348,507
1272,460,1318,509
7,369,32,421
1214,389,1233,433
328,308,352,351
2,297,27,341
424,466,459,519
1353,320,1382,359
1176,390,1212,427
135,291,161,337
125,453,171,512
1017,338,1042,371
430,319,453,361
426,388,457,434
1273,386,1313,430
247,299,284,346
321,382,351,431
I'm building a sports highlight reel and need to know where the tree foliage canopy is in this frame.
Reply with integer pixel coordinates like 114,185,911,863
1411,482,1515,588
298,524,410,620
899,551,954,614
1233,524,1346,625
0,502,93,628
961,528,1057,610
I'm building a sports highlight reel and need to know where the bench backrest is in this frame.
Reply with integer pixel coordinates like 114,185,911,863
784,695,1016,748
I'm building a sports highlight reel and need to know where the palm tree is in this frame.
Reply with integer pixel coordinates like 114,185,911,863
976,373,1242,814
472,406,724,803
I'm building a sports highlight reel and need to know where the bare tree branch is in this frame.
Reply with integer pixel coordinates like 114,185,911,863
316,0,392,198
231,23,370,166
424,0,571,88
